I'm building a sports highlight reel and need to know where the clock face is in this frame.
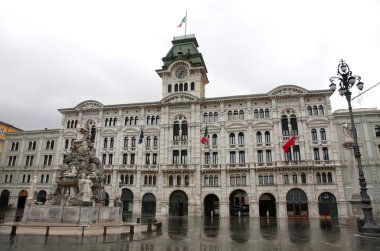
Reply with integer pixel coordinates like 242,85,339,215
175,66,187,79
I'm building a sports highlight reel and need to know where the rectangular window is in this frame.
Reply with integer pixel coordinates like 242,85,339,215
130,154,135,164
173,150,179,164
257,150,263,163
239,151,245,163
230,151,236,163
205,152,210,164
102,154,106,165
284,174,289,184
123,154,128,165
266,150,272,163
293,145,301,161
153,153,157,165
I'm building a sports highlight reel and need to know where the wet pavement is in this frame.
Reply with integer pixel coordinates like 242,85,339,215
1,217,380,250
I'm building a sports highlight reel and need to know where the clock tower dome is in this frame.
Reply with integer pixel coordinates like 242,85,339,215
156,34,209,100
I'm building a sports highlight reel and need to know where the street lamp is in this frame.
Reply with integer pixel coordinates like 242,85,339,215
329,59,380,234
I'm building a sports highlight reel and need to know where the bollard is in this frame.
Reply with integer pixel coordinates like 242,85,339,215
10,226,17,236
147,218,152,232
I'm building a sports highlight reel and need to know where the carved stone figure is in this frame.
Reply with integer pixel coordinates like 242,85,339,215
51,124,105,206
28,176,38,199
342,122,354,146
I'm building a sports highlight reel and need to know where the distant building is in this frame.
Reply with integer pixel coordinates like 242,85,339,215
0,121,22,168
0,35,379,222
333,108,380,217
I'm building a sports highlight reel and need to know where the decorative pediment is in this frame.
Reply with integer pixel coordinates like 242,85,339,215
269,85,308,97
161,94,197,104
75,100,104,110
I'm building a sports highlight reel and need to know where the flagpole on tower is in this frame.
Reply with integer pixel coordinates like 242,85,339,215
185,10,188,37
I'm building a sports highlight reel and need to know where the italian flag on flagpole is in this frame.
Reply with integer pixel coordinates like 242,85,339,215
177,16,186,27
200,126,208,144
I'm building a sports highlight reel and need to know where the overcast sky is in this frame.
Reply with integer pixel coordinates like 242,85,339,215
1,0,379,131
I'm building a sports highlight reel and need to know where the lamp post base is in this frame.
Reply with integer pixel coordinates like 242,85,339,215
357,218,380,234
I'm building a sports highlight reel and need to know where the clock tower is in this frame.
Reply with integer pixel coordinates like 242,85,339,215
156,34,209,100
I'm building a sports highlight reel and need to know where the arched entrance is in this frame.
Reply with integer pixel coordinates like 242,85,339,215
318,192,338,219
121,188,133,221
259,193,276,217
15,190,28,222
229,189,249,216
204,194,220,217
141,193,156,217
0,190,10,208
286,188,308,217
36,190,47,204
0,190,10,223
169,190,188,216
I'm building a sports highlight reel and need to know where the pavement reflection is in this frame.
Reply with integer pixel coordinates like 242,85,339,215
1,217,380,250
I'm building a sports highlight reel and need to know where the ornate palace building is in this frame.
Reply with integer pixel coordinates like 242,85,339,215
1,35,379,221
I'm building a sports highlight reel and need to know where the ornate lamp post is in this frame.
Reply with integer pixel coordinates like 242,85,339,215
329,59,380,234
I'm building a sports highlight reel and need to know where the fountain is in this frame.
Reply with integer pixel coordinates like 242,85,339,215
22,126,122,224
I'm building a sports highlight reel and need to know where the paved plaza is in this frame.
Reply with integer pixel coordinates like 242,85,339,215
1,217,380,250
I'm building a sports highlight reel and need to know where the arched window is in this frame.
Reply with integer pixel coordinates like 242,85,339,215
320,128,327,141
131,137,136,147
239,110,244,119
265,109,270,118
169,175,173,186
228,111,233,120
46,141,50,150
254,109,259,118
203,113,208,122
307,106,312,116
181,121,188,140
177,175,181,186
113,118,117,126
41,174,44,183
103,138,108,148
130,117,134,125
179,83,183,91
125,117,129,125
46,174,49,183
313,106,318,115
292,173,298,184
256,131,262,144
67,121,70,128
301,172,306,184
327,172,333,183
311,129,318,141
375,125,380,137
214,112,218,121
152,116,156,125
153,176,157,185
110,138,114,148
129,175,134,184
175,84,178,92
50,140,54,149
134,117,138,125
238,132,244,144
318,105,324,115
185,175,189,186
290,115,298,135
153,136,158,147
322,172,327,183
233,110,238,120
147,116,151,125
229,133,236,145
281,115,289,136
212,134,218,145
146,137,151,147
168,84,172,93
65,139,69,149
124,137,129,148
184,82,188,91
149,175,152,185
191,82,195,90
144,176,148,185
173,121,180,141
265,131,270,143
209,112,213,122
259,109,264,118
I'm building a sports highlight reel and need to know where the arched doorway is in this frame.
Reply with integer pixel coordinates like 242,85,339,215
15,190,28,222
286,188,308,217
259,193,277,217
318,192,338,219
36,190,47,204
204,194,220,217
0,190,10,223
169,190,188,216
121,188,133,221
0,190,10,208
141,193,156,217
229,189,249,216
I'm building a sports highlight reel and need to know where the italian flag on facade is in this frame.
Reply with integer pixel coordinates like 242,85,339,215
177,15,186,27
200,126,208,144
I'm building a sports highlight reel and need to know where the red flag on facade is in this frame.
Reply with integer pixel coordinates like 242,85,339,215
200,126,208,144
282,136,295,153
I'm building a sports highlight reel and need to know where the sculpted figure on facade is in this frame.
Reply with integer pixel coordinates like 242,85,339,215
342,122,354,146
28,176,38,199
